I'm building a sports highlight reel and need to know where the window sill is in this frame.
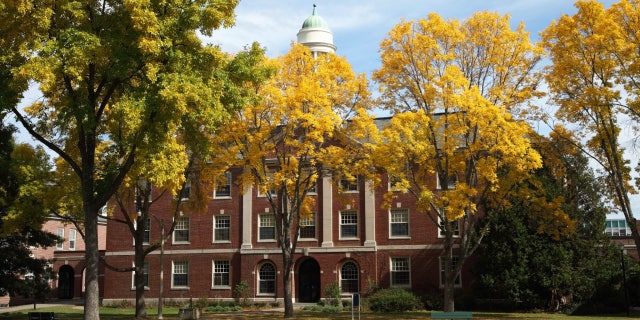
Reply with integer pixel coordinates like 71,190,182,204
172,241,191,245
338,237,359,241
171,287,190,291
298,238,317,242
131,287,150,291
257,239,276,243
389,236,411,240
211,286,231,290
213,196,232,200
213,240,231,244
257,293,275,297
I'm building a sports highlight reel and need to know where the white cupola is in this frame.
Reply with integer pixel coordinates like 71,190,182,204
297,4,336,55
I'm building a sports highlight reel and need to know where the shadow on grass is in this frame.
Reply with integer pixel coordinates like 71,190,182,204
1,306,638,320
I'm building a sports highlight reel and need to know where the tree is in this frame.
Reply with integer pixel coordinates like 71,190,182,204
101,43,269,318
212,43,373,318
0,122,57,301
475,132,619,312
541,0,640,260
372,12,543,312
0,1,239,318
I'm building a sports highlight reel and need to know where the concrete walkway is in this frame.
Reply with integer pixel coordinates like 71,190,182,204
0,299,83,314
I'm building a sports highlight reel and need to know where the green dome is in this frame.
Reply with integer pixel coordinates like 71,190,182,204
302,5,329,29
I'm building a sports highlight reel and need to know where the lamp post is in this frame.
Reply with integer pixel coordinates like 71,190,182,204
619,244,629,316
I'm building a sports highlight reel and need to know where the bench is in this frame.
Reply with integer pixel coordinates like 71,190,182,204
431,311,473,319
27,312,56,320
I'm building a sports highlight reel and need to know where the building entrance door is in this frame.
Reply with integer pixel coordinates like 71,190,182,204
58,266,74,299
297,259,320,303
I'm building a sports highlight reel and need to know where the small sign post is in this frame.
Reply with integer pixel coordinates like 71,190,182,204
352,293,360,320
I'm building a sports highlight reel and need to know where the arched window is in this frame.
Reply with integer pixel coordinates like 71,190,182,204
258,263,276,295
340,261,359,293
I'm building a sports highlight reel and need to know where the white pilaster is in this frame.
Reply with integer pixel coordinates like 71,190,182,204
321,173,333,247
241,185,253,250
364,180,376,247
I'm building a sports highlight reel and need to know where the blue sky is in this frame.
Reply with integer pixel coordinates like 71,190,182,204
206,0,636,217
207,0,616,75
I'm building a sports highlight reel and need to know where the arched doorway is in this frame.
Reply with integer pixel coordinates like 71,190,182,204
297,258,320,303
58,265,74,299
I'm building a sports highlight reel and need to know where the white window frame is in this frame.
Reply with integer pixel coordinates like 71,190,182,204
173,217,190,243
389,208,410,238
299,212,316,240
436,172,457,190
212,260,231,289
172,261,189,289
339,176,359,193
438,214,460,238
258,214,276,241
340,261,359,294
179,180,191,200
214,171,232,199
257,262,276,296
390,257,411,288
131,262,150,290
56,228,64,250
69,229,76,250
439,256,462,288
339,210,358,240
213,215,231,243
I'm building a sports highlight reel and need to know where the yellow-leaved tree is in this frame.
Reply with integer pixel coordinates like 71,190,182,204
212,43,374,318
0,1,240,318
372,12,543,312
541,0,640,258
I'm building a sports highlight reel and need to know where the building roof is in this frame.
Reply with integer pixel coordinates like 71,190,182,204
301,4,329,29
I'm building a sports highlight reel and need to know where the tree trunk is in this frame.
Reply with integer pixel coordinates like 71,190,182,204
134,241,147,318
83,206,100,320
443,271,455,312
282,250,294,318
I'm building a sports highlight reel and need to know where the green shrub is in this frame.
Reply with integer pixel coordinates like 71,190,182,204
233,280,250,306
368,288,421,312
324,282,342,306
194,297,209,310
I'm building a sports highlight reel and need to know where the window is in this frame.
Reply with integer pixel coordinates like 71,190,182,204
143,218,150,244
179,180,191,200
212,260,230,287
439,256,461,287
340,211,358,239
132,262,149,289
214,172,232,198
214,216,231,242
173,217,190,243
438,215,460,238
436,172,457,190
56,228,64,249
259,214,276,241
605,219,632,237
340,261,359,293
388,174,402,191
258,263,276,295
258,170,277,197
339,177,358,192
69,229,76,250
172,261,189,288
390,209,409,237
299,213,316,239
391,257,411,287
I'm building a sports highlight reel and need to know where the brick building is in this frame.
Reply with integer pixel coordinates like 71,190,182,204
103,167,473,304
1,216,106,306
102,7,475,305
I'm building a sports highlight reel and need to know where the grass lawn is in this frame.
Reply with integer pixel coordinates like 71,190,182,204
0,306,638,319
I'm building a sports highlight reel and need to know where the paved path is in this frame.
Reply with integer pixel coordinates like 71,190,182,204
0,299,83,314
